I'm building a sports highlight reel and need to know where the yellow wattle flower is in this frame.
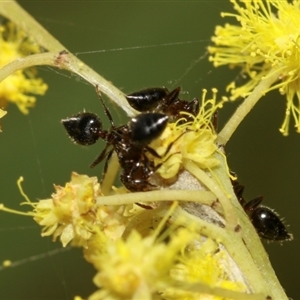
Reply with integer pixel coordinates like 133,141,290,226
208,0,300,135
149,89,227,180
86,226,247,300
0,173,129,248
0,22,48,114
87,229,189,300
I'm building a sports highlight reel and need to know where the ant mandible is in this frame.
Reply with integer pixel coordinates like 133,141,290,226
62,86,170,192
232,179,292,242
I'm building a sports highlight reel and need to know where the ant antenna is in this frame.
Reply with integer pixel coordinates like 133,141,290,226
95,85,115,128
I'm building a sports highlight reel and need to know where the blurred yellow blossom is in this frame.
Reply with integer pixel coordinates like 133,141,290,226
86,228,247,300
87,228,195,300
164,239,247,299
208,0,300,135
0,22,47,114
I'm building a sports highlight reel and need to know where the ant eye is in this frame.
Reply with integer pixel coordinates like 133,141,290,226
130,113,168,144
62,112,102,145
251,206,292,241
126,87,169,112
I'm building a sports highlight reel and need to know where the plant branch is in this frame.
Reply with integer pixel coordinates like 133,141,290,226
96,189,216,206
217,69,281,145
0,1,136,117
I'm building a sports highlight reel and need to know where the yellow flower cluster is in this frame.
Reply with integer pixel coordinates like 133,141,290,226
0,72,245,298
208,0,300,135
150,89,227,180
87,229,193,300
26,173,129,247
0,22,47,114
0,168,247,299
163,239,247,300
86,226,246,300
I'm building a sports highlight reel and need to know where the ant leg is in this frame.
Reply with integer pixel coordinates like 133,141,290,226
185,98,200,116
232,182,246,205
144,130,187,159
244,196,264,213
212,110,219,132
163,87,181,108
90,143,112,168
95,85,116,128
143,131,187,177
151,151,179,174
100,149,115,185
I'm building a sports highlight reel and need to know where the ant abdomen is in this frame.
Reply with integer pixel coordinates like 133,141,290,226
126,87,200,122
232,179,293,242
126,87,169,112
130,113,169,144
62,112,102,146
250,205,292,241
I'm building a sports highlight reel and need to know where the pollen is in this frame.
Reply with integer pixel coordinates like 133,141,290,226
208,0,300,135
0,22,48,114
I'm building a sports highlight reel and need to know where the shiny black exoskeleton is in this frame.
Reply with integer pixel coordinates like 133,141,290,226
126,87,169,112
232,180,292,241
62,87,169,192
126,87,200,122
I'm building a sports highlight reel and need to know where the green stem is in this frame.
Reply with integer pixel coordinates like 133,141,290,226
184,159,238,231
0,1,63,51
217,69,281,145
96,189,216,206
0,1,136,117
213,152,289,300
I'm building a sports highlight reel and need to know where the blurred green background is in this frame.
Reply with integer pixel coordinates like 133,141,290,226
0,1,298,299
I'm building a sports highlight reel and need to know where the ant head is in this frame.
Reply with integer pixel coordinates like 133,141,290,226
61,112,102,145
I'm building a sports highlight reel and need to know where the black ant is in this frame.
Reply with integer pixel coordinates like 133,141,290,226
232,179,292,242
126,87,200,122
126,86,220,131
62,86,172,192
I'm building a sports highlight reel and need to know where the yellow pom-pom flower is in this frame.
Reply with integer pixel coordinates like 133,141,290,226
87,229,188,300
0,22,48,114
149,89,227,182
1,173,129,248
208,0,300,135
86,227,247,300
